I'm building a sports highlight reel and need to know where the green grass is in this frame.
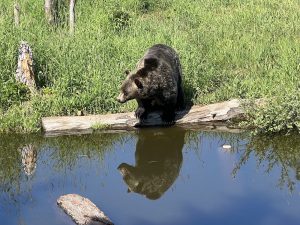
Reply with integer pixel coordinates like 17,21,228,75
91,122,111,130
1,0,300,133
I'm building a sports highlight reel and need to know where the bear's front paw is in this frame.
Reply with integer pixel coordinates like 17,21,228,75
161,111,175,126
135,107,147,120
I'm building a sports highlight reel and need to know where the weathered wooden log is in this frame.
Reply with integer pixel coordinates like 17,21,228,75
42,99,245,136
69,0,75,34
15,41,36,93
57,194,114,225
14,3,20,26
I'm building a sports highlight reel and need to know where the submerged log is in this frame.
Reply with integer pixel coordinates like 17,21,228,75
42,99,245,136
57,194,113,225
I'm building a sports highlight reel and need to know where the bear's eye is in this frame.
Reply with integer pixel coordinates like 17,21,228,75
123,90,128,96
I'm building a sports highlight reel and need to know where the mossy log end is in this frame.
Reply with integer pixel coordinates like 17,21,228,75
42,99,246,136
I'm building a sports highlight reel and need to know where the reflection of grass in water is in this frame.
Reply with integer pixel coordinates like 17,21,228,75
184,129,300,192
1,0,300,133
232,133,300,192
0,132,128,204
1,129,299,206
0,134,43,205
47,133,128,171
185,130,248,154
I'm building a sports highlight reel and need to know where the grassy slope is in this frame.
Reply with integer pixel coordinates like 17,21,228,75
0,0,300,132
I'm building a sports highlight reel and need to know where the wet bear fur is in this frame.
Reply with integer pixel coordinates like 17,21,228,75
117,44,184,123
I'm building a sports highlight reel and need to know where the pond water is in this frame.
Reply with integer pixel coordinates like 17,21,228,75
0,127,300,225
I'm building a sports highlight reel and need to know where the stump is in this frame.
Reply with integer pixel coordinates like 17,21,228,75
15,41,36,93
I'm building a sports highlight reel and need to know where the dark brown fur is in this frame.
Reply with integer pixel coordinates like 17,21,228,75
117,44,184,123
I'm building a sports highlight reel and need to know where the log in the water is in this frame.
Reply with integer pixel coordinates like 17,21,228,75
42,99,245,136
57,194,114,225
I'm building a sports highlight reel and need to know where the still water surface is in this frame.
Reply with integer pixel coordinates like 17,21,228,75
0,127,299,225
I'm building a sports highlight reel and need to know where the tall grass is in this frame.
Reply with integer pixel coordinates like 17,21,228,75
1,0,300,133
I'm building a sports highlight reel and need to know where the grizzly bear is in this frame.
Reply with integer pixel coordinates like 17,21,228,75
117,44,184,123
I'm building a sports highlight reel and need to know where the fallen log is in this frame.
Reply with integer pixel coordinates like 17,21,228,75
42,99,245,136
57,194,114,225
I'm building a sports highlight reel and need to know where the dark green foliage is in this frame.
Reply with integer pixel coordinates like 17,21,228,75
52,0,69,27
241,93,300,134
138,0,170,13
0,81,29,110
139,0,152,13
110,10,131,31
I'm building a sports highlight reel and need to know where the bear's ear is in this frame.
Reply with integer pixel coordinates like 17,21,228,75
144,57,158,70
134,78,143,89
124,70,130,75
136,68,147,77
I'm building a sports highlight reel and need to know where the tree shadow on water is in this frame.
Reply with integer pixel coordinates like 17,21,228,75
232,133,300,192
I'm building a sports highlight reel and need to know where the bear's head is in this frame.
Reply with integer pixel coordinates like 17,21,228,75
117,57,159,103
117,162,163,200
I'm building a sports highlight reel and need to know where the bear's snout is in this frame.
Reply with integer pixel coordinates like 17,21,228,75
117,93,126,103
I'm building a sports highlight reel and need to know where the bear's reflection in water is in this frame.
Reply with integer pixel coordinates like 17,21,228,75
118,127,185,200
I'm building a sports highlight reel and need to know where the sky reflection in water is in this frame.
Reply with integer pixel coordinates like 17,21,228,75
0,128,299,225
